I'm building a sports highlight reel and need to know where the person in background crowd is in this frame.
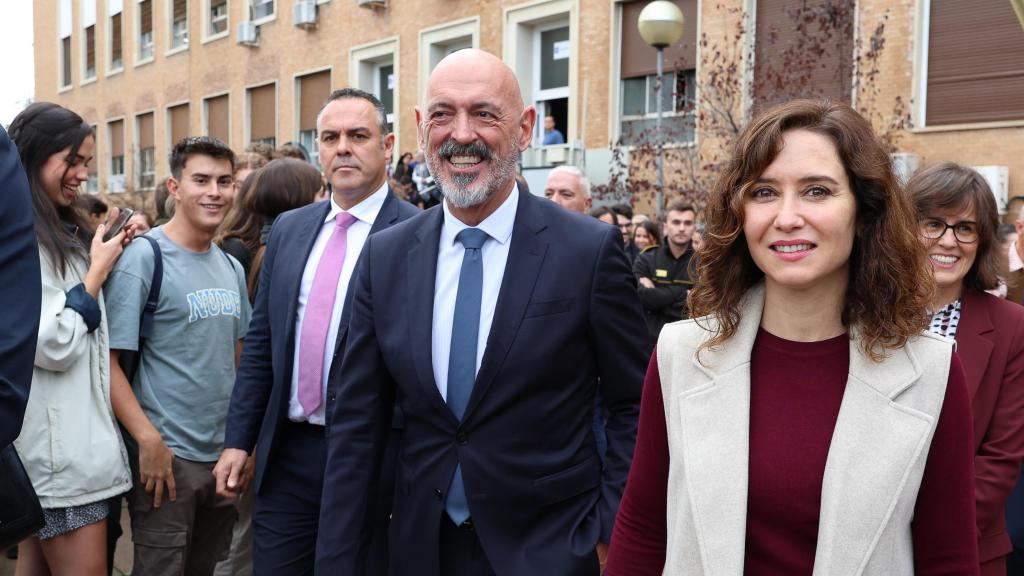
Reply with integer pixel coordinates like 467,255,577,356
591,205,633,253
393,152,413,183
128,212,152,235
234,152,268,196
9,102,132,576
81,196,109,231
105,137,252,576
1007,205,1024,304
612,204,639,262
315,49,648,576
212,158,323,576
242,158,324,298
245,142,277,164
542,114,565,145
632,220,660,251
543,165,591,214
607,99,978,574
633,202,697,345
692,222,706,252
412,150,433,195
154,180,173,227
216,89,418,576
908,162,1024,576
1003,196,1024,226
633,213,651,227
216,173,262,280
0,124,40,451
277,142,311,164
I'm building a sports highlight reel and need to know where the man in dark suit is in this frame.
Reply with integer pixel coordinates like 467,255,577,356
214,88,418,575
316,49,649,575
0,125,41,448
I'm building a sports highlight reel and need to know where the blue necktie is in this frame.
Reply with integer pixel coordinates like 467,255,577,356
445,227,488,525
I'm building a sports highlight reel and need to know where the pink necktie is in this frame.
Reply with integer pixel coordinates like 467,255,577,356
298,211,358,416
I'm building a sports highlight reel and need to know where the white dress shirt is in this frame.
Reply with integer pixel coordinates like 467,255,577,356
1010,241,1024,273
431,186,519,402
289,182,388,424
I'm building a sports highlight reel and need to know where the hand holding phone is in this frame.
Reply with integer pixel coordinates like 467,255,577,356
103,207,135,242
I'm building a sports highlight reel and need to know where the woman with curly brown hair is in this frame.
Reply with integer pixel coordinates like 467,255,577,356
606,100,978,575
907,162,1024,576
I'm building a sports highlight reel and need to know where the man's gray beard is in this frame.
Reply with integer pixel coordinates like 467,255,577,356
427,143,519,210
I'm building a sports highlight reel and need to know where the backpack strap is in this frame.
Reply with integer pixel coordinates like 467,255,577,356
137,235,163,340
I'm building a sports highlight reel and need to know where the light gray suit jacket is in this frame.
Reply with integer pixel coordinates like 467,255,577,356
657,284,954,575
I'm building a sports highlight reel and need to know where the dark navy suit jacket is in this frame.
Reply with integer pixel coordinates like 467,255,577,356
0,126,41,447
315,188,649,576
224,189,419,492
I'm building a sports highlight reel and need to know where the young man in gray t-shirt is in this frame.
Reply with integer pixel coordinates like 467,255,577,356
105,137,251,575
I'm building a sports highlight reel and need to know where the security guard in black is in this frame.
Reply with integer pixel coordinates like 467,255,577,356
633,204,697,344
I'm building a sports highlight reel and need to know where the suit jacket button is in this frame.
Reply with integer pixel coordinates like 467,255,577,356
456,432,468,445
327,393,336,402
434,488,443,500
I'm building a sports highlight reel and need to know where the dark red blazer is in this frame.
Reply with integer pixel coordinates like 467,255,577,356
957,289,1024,564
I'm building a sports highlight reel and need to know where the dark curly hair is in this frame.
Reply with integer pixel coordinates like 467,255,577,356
688,99,932,361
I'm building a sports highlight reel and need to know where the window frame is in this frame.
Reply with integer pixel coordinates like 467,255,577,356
135,0,155,66
166,0,190,55
203,0,230,43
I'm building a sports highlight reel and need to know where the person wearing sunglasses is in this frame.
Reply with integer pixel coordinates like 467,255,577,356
909,161,1024,576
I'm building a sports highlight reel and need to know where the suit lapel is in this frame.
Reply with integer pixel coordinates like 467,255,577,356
812,333,934,575
677,288,762,575
955,290,994,402
464,188,547,421
407,207,452,420
333,189,402,355
284,201,333,365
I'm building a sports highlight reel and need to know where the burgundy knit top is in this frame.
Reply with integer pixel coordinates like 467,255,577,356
606,328,979,575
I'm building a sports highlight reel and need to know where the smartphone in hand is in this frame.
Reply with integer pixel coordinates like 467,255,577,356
103,207,135,242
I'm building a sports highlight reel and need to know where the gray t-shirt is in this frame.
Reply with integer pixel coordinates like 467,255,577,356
105,227,252,462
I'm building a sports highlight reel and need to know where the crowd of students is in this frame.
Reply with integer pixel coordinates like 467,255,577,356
2,47,1024,576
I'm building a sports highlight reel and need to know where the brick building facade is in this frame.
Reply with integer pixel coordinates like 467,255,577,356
32,0,1024,214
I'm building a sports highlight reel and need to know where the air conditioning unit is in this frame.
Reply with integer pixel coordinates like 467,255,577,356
358,0,387,9
972,165,1010,211
890,152,920,185
236,21,259,46
293,1,318,29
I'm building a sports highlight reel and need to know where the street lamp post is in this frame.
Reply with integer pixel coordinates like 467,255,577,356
638,1,684,217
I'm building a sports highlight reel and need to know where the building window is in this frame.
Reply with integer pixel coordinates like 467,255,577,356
248,83,277,148
136,112,155,189
82,0,97,80
418,18,478,104
204,94,230,144
207,0,228,37
619,70,696,146
109,0,123,70
109,119,126,192
170,0,188,50
505,0,577,155
59,0,72,88
87,124,99,193
753,0,855,109
168,103,190,149
618,0,697,146
532,22,570,145
296,70,331,169
252,0,274,21
374,63,395,133
921,0,1024,126
350,38,400,142
137,0,154,62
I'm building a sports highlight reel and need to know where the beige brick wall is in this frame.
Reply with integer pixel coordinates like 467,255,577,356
34,0,1024,211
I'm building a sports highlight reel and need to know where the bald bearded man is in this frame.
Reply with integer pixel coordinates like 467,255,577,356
316,49,648,575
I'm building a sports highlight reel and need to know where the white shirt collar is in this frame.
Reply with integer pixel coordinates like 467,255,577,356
1010,241,1024,273
323,180,389,225
441,184,518,246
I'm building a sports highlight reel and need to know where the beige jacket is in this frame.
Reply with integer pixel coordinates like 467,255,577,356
657,284,954,575
14,248,131,508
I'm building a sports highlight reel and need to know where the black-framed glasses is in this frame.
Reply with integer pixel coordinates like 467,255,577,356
920,218,979,244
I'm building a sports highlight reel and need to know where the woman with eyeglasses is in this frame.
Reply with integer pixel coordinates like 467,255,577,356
908,162,1024,576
